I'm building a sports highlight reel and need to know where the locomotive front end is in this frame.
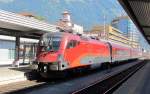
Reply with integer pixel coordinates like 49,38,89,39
35,33,68,74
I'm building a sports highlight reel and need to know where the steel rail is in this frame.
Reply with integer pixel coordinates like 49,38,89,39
72,61,146,94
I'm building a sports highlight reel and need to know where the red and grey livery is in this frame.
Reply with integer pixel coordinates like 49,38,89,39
34,32,141,77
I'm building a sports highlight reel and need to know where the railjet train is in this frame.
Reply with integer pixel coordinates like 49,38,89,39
35,32,141,77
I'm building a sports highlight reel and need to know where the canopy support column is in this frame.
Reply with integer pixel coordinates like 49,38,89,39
12,36,20,67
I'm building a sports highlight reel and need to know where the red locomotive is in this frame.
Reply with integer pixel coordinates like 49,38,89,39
35,32,141,77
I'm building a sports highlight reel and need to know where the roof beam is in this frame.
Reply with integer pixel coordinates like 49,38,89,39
142,25,150,28
0,27,40,39
119,0,150,43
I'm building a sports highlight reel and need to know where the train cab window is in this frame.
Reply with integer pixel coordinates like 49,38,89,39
39,35,61,52
67,40,79,49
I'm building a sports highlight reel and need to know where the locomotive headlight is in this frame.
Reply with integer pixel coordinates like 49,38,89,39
44,66,47,72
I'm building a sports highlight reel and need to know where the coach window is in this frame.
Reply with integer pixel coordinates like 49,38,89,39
67,40,79,49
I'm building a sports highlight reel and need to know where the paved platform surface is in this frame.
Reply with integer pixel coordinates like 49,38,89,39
114,61,150,94
0,65,32,85
0,80,44,94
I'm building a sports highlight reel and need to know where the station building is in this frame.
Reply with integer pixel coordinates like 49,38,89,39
0,35,38,66
86,25,139,48
57,11,83,34
111,16,140,45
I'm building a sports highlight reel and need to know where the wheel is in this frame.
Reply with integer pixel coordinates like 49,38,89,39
101,63,111,69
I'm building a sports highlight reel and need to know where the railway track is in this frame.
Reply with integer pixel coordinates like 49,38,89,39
72,60,146,94
2,60,146,94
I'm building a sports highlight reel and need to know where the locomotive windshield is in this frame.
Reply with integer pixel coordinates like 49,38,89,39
40,33,62,52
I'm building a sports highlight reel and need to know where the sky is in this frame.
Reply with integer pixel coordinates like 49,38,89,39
0,0,125,30
0,0,149,49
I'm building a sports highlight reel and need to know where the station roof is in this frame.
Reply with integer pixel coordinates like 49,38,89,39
0,10,58,39
119,0,150,44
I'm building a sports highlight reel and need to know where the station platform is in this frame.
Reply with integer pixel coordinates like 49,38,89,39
114,61,150,94
0,65,33,85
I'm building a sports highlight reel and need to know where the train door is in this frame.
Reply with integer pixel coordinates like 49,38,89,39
106,42,112,63
64,39,80,68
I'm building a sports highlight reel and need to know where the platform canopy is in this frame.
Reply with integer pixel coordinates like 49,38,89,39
119,0,150,44
0,9,58,39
